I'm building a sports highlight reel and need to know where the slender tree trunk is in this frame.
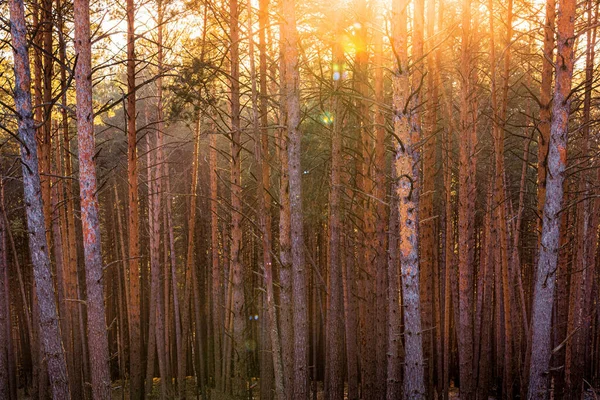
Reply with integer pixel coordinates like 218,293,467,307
326,35,344,400
387,158,402,400
527,0,576,396
277,40,295,400
228,0,246,394
246,1,285,396
8,0,71,397
146,123,168,398
126,0,142,395
209,117,222,393
154,2,169,394
177,114,202,399
391,0,426,396
0,180,9,399
488,0,514,395
343,230,359,400
41,0,53,240
564,3,596,396
281,0,309,397
457,0,476,394
374,23,388,400
351,3,376,398
57,0,85,393
73,0,113,396
537,0,555,237
422,0,438,391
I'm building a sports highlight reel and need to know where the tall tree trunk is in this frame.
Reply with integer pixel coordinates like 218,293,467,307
488,0,514,394
527,0,576,396
564,2,597,396
164,172,183,397
247,1,285,396
8,0,71,397
374,22,388,400
421,0,438,391
351,3,376,398
392,0,426,396
41,0,53,241
73,0,113,396
177,114,202,399
326,35,344,400
57,0,85,394
0,179,9,399
537,0,555,237
386,156,402,400
281,0,309,397
277,39,295,400
145,122,168,398
457,0,477,394
209,115,222,393
343,229,359,400
126,0,143,395
229,0,246,393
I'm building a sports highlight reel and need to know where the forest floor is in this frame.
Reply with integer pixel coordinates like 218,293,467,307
14,379,600,399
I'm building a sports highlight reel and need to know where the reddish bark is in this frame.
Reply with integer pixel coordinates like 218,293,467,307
281,0,309,397
126,0,143,395
457,0,477,395
277,39,295,400
325,36,344,400
374,24,388,400
537,0,555,237
392,0,426,396
229,0,247,393
0,180,9,399
73,0,113,396
209,118,223,391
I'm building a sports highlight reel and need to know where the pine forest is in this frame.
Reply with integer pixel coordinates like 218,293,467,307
0,0,597,398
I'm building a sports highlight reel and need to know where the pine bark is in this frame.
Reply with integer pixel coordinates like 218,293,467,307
126,0,143,395
326,36,344,400
374,24,388,400
391,0,426,396
73,0,112,396
564,2,596,396
527,0,576,396
229,0,246,394
281,0,309,397
8,0,71,397
457,0,477,394
277,39,295,400
537,0,555,236
247,1,285,396
0,180,9,399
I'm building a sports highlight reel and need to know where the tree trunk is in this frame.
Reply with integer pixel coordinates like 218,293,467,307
73,0,113,396
8,0,71,397
209,115,222,393
537,0,555,237
457,0,477,394
229,0,246,394
374,23,388,400
277,37,295,400
564,2,597,396
281,0,309,397
392,0,426,396
527,0,576,396
387,157,402,400
326,35,344,400
0,179,9,399
126,0,143,395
